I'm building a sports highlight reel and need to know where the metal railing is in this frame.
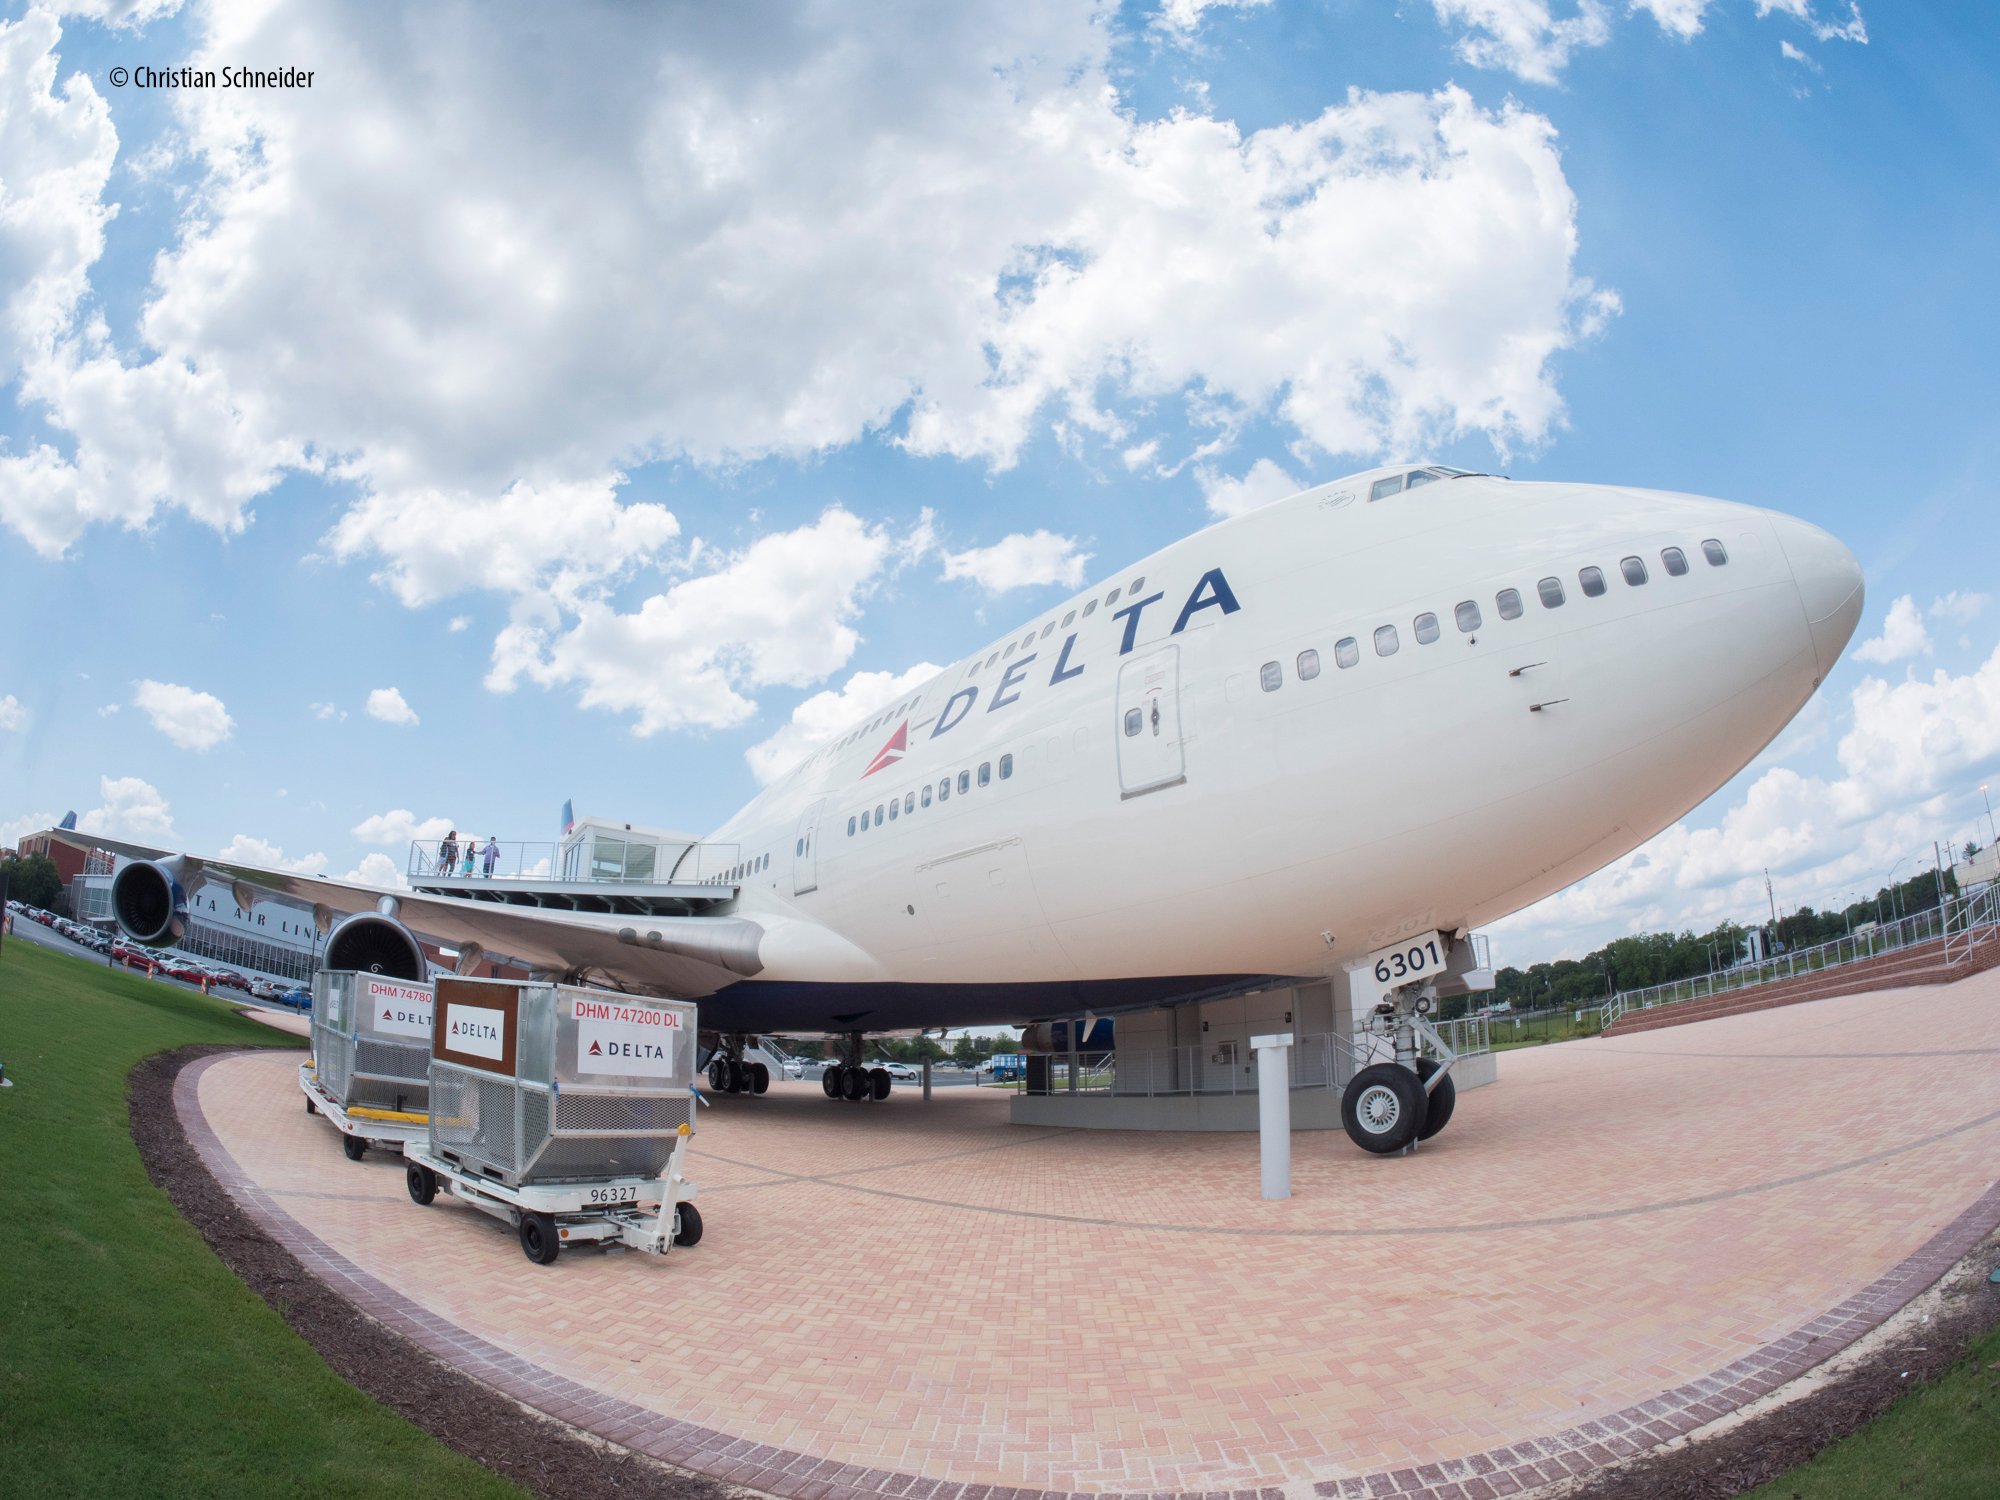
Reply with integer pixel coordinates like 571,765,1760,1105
1944,883,2000,966
1018,1022,1488,1100
1602,901,1959,1029
407,838,741,885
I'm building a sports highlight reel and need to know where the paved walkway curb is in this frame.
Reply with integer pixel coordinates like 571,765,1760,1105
176,1051,2000,1500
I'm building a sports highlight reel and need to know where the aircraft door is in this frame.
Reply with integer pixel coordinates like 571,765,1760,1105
1115,645,1186,799
792,798,826,895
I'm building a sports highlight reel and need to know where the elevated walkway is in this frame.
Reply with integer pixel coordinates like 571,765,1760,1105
406,827,742,918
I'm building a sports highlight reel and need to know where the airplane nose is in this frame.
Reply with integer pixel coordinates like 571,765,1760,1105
1772,516,1864,680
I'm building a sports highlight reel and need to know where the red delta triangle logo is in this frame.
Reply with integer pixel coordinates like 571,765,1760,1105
588,1040,603,1056
862,721,907,778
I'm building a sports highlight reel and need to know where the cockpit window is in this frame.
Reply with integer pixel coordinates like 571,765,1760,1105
1405,469,1438,490
1369,475,1404,502
1702,538,1728,566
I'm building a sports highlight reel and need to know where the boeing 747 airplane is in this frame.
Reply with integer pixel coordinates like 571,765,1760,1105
54,464,1863,1147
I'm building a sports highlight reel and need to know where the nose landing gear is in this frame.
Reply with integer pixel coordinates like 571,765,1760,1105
1339,982,1459,1154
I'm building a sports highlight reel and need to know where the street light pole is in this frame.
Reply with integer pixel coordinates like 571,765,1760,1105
1983,783,1997,852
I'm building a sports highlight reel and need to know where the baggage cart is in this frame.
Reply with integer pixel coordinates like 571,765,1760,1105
403,978,702,1264
300,970,435,1159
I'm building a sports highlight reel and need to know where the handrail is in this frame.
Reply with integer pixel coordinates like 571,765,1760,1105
1944,884,2000,966
406,838,742,885
1602,900,1958,1027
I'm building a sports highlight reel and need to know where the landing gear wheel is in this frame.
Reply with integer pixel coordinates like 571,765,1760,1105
519,1211,560,1265
406,1161,437,1205
1415,1057,1456,1141
821,1064,842,1098
673,1202,704,1248
717,1058,738,1093
707,1058,728,1092
341,1133,368,1161
841,1065,869,1102
1341,1063,1427,1154
752,1062,770,1095
869,1066,891,1102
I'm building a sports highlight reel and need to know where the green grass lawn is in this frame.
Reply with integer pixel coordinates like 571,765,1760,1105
0,938,522,1500
1744,1322,2000,1500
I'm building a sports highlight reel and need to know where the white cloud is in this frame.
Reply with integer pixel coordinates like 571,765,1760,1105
132,678,235,750
448,615,470,633
940,531,1091,594
0,694,26,731
1,810,59,845
1756,0,1867,44
1491,640,2000,961
79,774,175,841
215,834,327,875
96,702,118,717
744,662,943,786
351,809,455,847
488,507,913,736
309,701,342,721
340,851,408,890
1631,0,1714,38
1852,594,1931,664
1929,591,1987,627
1430,1,1614,84
1196,457,1300,520
366,686,418,726
1156,0,1273,39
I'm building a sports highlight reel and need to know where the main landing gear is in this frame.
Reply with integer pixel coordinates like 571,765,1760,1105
704,1033,769,1096
820,1031,890,1103
1339,982,1458,1155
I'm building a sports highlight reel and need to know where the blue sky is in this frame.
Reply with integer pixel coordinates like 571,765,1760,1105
3,0,1997,963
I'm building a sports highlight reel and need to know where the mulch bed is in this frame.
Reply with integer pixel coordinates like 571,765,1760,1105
128,1044,742,1500
132,1045,2000,1500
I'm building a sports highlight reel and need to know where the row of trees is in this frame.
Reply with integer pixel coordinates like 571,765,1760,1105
1458,863,1965,1019
0,853,65,914
785,1030,1021,1065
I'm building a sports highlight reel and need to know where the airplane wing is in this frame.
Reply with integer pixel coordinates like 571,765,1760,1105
42,830,762,997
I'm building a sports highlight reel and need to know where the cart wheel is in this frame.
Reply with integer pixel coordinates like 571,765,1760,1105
673,1202,703,1248
342,1133,368,1161
406,1162,437,1206
752,1062,770,1095
519,1211,561,1265
869,1066,891,1102
305,1095,317,1115
1415,1058,1456,1141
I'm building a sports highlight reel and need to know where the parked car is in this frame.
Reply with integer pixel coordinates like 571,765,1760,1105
249,978,282,1001
871,1058,920,1081
279,987,312,1011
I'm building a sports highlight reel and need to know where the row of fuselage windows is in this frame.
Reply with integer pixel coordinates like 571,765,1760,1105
846,752,1016,836
1256,539,1729,690
965,576,1147,677
724,853,769,883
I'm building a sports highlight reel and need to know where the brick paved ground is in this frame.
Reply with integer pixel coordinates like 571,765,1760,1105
186,969,2000,1498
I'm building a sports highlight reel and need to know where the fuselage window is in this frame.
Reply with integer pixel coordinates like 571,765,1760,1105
978,761,991,786
1414,612,1440,645
797,838,805,855
1260,660,1282,691
1455,600,1482,633
1040,621,1055,639
1297,648,1321,680
985,652,999,668
1083,599,1098,617
889,801,898,821
1003,641,1016,659
1537,576,1565,608
939,778,951,802
857,812,866,834
1124,707,1143,736
1702,538,1728,566
1022,633,1035,650
1662,546,1689,576
1106,587,1121,606
922,785,933,807
999,753,1013,779
1374,624,1400,656
1620,556,1648,586
1335,636,1360,669
958,770,970,794
1128,576,1144,593
1063,610,1077,627
875,805,884,826
1579,566,1607,597
1369,474,1404,502
903,793,913,813
1496,588,1523,619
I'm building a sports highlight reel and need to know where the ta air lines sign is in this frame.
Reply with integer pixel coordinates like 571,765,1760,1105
363,977,433,1041
574,995,682,1079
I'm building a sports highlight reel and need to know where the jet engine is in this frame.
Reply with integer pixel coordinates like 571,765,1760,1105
110,858,190,947
322,912,428,981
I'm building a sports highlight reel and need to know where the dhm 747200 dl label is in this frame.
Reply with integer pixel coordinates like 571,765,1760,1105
575,998,681,1077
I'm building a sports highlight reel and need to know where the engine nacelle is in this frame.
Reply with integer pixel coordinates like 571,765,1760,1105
110,858,189,947
322,912,428,981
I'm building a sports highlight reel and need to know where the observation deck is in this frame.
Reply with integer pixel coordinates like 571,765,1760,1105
407,826,741,918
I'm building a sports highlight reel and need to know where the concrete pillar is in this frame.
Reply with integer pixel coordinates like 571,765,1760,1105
921,1057,932,1102
1250,1032,1294,1200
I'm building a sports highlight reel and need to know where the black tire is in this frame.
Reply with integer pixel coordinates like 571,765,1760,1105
821,1064,842,1099
673,1201,703,1248
406,1162,437,1205
519,1211,560,1265
841,1065,869,1102
707,1058,727,1092
1415,1058,1456,1141
341,1132,367,1161
752,1062,770,1095
869,1066,891,1102
305,1095,317,1115
1340,1063,1427,1154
